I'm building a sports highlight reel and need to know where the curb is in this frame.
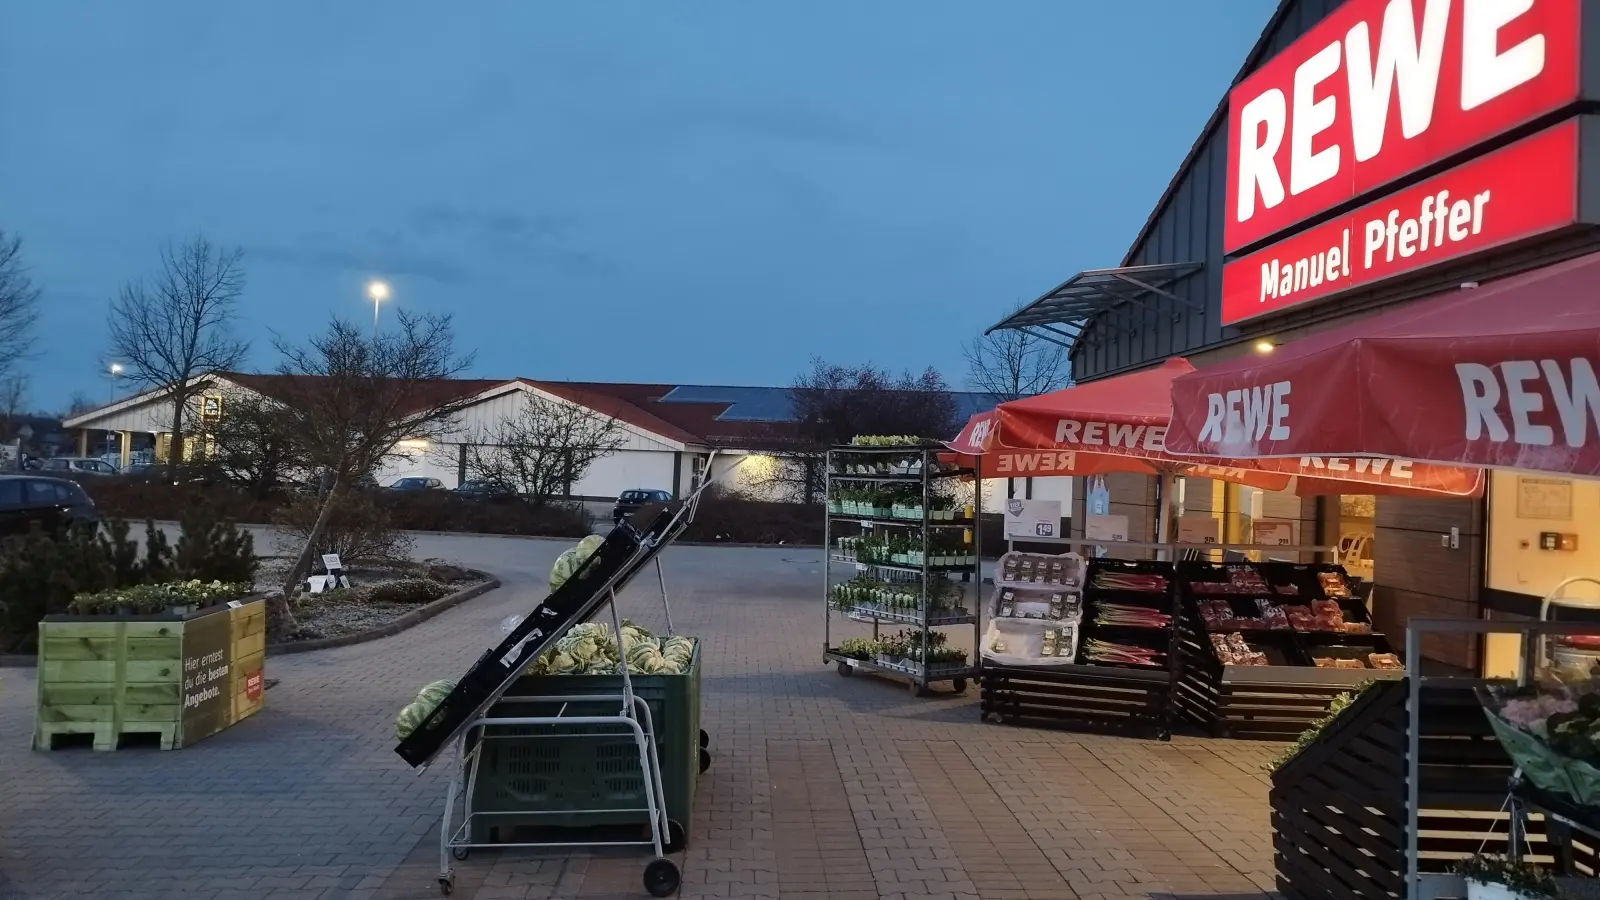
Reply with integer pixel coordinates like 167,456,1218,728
0,573,502,667
268,575,501,655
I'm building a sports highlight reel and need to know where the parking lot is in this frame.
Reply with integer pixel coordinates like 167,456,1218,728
0,533,1277,900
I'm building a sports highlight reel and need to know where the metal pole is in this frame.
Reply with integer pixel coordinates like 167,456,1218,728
373,299,380,341
823,449,832,661
1406,624,1422,900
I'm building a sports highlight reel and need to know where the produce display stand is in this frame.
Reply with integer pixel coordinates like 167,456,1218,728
978,537,1180,740
396,481,714,899
822,443,981,696
1174,560,1402,740
34,596,268,751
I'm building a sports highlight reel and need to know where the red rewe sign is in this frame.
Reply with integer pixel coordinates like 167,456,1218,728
1224,0,1580,254
1221,118,1577,324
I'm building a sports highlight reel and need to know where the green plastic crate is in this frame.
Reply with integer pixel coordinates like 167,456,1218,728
466,641,702,844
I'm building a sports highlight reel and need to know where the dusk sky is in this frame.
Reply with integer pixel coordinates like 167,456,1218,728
1,1,1274,411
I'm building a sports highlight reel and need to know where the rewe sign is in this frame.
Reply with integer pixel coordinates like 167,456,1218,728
1225,0,1580,254
1221,120,1577,324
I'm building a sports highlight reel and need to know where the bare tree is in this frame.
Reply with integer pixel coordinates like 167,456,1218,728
462,390,626,507
188,391,306,499
0,375,25,438
267,311,475,627
107,236,250,476
65,391,96,418
760,359,959,502
963,323,1070,401
0,232,40,383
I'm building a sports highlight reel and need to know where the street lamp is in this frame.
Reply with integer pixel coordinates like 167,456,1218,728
108,362,124,403
367,280,391,339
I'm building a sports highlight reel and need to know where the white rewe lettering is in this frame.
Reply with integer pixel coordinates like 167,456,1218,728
1055,419,1081,444
1081,422,1105,446
1199,394,1227,443
1291,41,1344,196
1243,385,1273,440
1108,423,1146,449
1461,0,1545,111
1237,89,1288,222
1456,362,1507,440
1502,359,1553,445
1231,0,1556,230
1542,358,1600,448
1345,0,1451,163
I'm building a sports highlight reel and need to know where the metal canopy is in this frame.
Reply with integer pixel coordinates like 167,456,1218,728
986,262,1203,349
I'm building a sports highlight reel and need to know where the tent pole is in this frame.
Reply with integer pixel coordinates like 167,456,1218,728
1155,473,1175,561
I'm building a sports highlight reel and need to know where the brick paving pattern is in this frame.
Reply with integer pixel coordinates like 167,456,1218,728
0,533,1280,900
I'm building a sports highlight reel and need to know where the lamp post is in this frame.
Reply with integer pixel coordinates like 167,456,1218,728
367,280,391,340
108,362,124,403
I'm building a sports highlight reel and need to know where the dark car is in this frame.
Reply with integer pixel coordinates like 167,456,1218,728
454,479,508,499
388,476,444,492
0,475,101,538
612,489,673,524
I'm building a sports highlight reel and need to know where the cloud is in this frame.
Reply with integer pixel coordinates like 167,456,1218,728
248,236,471,286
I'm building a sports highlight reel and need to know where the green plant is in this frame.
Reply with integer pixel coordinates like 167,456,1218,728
67,580,250,615
1266,681,1375,773
174,502,258,585
1454,855,1560,899
838,637,878,659
98,519,144,586
0,525,120,651
143,521,174,583
368,578,449,605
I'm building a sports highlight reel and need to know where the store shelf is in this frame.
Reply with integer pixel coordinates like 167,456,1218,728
828,513,974,529
844,606,977,627
823,444,983,698
824,651,975,683
827,471,971,482
829,555,975,574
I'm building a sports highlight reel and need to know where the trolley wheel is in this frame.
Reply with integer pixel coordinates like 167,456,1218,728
837,661,853,676
908,679,923,697
699,747,712,773
699,729,709,749
438,875,454,896
451,846,470,861
665,819,688,854
644,858,681,897
952,678,968,693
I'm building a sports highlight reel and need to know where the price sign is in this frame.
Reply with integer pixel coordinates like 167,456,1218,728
1254,520,1294,546
1177,514,1220,545
1084,514,1128,542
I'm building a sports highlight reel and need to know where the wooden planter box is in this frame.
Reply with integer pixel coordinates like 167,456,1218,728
34,597,267,751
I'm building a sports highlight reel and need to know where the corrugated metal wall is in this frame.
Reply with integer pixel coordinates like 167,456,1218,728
1072,0,1349,381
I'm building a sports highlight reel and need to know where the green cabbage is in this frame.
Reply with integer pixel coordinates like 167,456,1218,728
549,535,606,592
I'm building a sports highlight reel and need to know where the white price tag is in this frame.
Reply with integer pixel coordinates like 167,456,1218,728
321,553,343,571
226,599,244,609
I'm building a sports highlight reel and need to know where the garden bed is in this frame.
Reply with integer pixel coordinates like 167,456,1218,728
260,557,491,643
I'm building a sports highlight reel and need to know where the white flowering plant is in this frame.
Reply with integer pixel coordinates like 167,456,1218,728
68,580,251,615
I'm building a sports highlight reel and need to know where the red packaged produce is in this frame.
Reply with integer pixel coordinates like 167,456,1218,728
1284,605,1315,630
1256,599,1290,630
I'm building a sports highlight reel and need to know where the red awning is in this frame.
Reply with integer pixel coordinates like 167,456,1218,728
947,360,1482,496
1165,251,1600,477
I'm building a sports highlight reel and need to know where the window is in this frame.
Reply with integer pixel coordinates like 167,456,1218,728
42,459,67,471
25,480,58,504
0,480,21,509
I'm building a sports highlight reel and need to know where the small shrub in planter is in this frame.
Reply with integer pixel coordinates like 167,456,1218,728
67,580,251,616
368,578,449,605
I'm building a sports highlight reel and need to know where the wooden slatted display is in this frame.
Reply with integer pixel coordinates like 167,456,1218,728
979,662,1172,739
1272,679,1600,900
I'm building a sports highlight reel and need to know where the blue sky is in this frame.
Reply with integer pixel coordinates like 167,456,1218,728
1,0,1274,412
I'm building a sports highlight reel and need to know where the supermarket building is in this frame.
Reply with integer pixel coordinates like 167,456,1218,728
992,0,1600,674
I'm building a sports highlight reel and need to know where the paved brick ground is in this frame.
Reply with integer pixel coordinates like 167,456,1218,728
0,534,1279,900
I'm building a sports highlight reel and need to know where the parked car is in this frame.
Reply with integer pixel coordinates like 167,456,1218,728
38,457,119,476
388,476,444,492
0,475,101,538
454,479,508,498
612,489,673,524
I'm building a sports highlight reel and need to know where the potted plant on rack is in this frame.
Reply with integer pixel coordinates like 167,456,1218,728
1454,855,1560,900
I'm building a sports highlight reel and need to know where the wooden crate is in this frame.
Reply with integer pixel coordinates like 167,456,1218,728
228,600,266,723
35,619,184,751
980,663,1173,740
34,597,268,751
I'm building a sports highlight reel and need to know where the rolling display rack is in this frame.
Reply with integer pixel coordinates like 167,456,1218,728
822,443,981,695
395,479,714,898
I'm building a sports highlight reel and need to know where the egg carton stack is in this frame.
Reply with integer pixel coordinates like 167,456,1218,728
982,551,1087,667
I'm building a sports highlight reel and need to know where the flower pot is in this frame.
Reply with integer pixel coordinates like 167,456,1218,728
1467,880,1538,900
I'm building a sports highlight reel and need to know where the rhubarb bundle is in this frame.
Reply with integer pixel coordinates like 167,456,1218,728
1082,639,1164,667
1091,570,1168,592
1093,602,1171,628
